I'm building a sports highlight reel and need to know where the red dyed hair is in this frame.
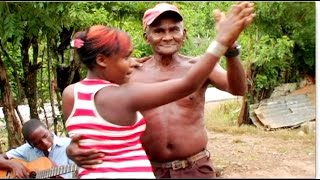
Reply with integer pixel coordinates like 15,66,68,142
73,25,131,69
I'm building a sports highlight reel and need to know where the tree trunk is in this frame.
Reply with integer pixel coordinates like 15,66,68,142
238,63,254,126
0,55,24,149
47,41,57,134
0,40,26,105
39,46,50,128
21,36,41,120
15,106,24,127
238,97,251,126
55,53,81,136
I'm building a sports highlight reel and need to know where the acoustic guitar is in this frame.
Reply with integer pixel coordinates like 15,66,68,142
0,157,77,179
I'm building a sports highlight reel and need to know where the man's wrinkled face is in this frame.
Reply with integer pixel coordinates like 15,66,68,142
145,17,186,55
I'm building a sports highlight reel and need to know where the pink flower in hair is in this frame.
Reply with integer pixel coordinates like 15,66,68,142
70,39,84,48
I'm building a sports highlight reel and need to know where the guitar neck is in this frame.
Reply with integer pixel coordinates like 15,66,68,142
35,163,77,179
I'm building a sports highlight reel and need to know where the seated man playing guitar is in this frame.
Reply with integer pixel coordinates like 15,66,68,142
0,119,76,178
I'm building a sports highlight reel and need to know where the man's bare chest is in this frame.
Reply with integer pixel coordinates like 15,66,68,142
131,64,192,83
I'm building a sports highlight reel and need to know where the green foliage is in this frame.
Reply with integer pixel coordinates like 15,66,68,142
246,35,295,103
66,2,153,58
254,2,315,76
179,2,216,56
237,2,315,104
0,1,315,115
178,2,236,56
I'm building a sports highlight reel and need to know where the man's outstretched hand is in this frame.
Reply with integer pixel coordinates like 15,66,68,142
213,2,255,31
214,1,256,47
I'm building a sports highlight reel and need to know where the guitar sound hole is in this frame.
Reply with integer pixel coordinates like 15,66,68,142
29,171,37,179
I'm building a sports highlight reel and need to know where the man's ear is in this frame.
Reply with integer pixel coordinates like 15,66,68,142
143,32,148,42
96,54,108,67
183,28,188,40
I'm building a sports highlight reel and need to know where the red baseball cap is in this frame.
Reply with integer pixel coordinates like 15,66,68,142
143,3,183,30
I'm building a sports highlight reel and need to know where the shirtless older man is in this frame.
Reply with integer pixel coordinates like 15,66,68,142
65,2,255,178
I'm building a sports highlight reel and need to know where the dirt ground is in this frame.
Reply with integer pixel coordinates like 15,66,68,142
205,83,316,178
206,131,315,178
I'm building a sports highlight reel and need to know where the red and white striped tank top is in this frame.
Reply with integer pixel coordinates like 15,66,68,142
65,79,155,179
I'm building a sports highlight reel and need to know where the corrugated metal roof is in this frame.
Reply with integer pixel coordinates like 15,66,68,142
250,94,315,129
249,103,265,129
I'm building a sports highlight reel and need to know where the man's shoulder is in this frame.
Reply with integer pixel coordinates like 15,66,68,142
179,54,201,64
6,143,32,157
8,143,31,151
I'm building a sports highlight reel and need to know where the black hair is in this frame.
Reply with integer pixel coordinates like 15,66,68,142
22,119,46,146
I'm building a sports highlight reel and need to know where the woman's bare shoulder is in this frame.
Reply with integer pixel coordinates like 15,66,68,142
62,84,75,98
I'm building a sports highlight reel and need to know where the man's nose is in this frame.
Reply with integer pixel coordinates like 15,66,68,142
162,32,173,40
41,138,51,148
